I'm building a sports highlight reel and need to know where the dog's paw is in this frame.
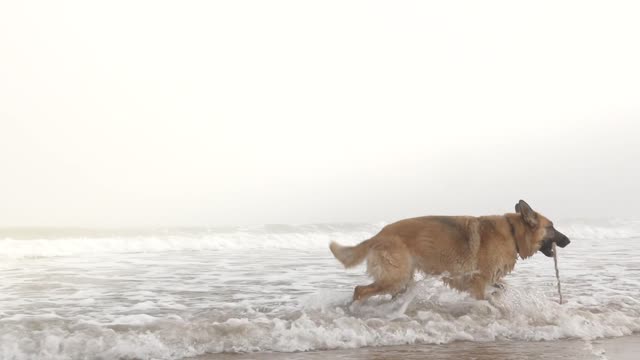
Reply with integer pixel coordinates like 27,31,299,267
489,283,507,299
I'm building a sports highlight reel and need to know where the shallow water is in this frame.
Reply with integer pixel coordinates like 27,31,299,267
1,220,639,359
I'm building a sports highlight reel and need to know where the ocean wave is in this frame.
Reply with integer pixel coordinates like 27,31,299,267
0,224,379,258
1,280,638,359
562,219,640,240
1,220,638,258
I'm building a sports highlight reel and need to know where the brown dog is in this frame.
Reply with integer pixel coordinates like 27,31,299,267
330,200,570,301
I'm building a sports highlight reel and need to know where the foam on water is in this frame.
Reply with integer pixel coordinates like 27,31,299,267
1,220,639,359
1,279,638,359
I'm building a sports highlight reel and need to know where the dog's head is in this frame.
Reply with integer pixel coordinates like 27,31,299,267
515,200,570,258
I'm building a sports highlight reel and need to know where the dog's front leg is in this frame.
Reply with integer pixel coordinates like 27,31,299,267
470,275,489,300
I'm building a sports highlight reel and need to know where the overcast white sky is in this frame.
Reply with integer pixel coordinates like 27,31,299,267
1,1,639,227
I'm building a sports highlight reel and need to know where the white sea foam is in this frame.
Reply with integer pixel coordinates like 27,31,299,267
1,281,638,359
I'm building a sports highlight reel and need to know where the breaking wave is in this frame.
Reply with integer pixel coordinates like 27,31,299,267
1,219,638,258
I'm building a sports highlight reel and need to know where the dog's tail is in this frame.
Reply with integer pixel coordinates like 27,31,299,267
329,240,370,268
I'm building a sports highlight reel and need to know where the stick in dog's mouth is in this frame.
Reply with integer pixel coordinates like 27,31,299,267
552,242,563,304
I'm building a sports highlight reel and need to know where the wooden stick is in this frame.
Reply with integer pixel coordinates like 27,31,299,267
552,242,563,304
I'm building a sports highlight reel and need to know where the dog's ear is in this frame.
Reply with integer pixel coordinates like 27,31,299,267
515,200,538,228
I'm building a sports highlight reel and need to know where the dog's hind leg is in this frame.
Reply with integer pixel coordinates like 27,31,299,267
353,279,411,302
353,239,413,302
353,283,383,301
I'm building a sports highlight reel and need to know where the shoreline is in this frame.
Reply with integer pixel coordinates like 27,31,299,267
193,334,640,360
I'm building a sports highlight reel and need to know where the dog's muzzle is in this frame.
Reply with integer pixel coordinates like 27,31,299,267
555,231,571,248
539,230,571,257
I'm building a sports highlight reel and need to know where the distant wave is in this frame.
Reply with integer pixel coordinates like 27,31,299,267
562,219,640,240
0,223,381,258
1,220,638,258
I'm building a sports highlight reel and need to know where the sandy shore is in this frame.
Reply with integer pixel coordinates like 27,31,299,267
193,335,640,360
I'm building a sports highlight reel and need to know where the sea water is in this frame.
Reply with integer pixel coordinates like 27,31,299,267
1,220,639,359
